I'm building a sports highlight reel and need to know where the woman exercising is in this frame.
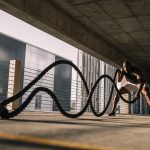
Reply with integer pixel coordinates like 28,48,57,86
109,61,150,116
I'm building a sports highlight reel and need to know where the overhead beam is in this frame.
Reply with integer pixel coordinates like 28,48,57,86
0,0,127,67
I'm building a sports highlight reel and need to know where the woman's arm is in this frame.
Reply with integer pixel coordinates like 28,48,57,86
117,68,124,82
132,68,144,82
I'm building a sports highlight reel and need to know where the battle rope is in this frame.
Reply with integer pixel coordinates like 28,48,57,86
0,60,140,119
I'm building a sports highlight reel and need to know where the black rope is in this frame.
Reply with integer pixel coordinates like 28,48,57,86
0,60,140,119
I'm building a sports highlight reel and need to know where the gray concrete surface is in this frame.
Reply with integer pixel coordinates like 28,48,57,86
0,112,150,150
0,0,127,68
2,0,150,75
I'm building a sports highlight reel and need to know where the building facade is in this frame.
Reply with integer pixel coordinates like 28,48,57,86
0,34,72,112
0,33,150,115
76,50,116,113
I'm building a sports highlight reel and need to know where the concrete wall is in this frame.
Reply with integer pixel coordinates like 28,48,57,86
23,44,55,112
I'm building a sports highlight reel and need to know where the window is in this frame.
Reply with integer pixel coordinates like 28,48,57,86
35,94,42,109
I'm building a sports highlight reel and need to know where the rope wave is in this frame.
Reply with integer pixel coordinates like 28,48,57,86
0,60,139,119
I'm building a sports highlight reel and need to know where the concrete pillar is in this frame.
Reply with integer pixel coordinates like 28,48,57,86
7,60,21,110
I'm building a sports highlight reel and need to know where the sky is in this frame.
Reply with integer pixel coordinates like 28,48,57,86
0,10,78,64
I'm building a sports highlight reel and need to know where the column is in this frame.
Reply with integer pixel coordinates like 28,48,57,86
7,60,21,110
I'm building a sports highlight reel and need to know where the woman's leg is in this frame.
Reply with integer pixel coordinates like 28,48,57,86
109,87,129,116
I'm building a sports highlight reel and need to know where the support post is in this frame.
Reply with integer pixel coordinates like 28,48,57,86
7,60,21,110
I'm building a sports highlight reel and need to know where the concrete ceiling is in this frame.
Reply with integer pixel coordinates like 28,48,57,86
50,0,150,71
0,0,150,76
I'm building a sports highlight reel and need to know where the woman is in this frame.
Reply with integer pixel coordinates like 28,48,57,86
109,61,150,116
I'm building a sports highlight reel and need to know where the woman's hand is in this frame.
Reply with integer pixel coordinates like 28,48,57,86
135,92,140,99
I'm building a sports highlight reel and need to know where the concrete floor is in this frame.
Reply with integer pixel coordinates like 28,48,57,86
0,112,150,150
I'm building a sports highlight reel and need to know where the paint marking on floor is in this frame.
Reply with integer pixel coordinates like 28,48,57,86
0,132,122,150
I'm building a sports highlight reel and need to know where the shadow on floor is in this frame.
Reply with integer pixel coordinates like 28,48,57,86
0,138,80,150
7,117,150,129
